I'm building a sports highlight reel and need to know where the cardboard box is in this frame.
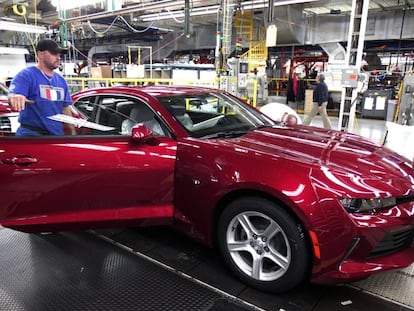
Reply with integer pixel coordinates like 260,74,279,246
304,89,313,114
126,64,145,78
90,65,112,78
113,70,127,79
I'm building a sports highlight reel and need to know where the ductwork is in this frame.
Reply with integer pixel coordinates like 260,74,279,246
319,42,346,63
269,4,306,45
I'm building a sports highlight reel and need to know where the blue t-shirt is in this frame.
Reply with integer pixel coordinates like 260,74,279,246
9,66,72,136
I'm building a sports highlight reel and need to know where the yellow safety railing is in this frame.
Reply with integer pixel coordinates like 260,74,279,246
234,10,254,43
235,10,267,74
267,78,288,96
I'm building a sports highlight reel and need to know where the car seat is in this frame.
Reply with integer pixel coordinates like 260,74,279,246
121,104,163,136
168,104,193,130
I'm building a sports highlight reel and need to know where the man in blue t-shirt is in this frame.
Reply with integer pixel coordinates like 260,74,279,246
8,39,76,136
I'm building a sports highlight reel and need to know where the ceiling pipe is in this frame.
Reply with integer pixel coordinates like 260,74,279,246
268,0,274,22
64,0,320,23
266,0,277,47
184,0,190,37
396,4,407,67
63,0,187,23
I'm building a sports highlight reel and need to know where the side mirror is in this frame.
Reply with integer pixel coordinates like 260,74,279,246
131,123,153,141
130,124,160,146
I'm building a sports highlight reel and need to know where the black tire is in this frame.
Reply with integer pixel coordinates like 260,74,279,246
217,196,311,293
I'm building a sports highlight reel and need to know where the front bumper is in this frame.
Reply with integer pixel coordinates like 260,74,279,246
309,198,414,285
310,216,414,284
312,241,414,284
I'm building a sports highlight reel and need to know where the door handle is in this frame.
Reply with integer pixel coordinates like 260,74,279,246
1,155,38,165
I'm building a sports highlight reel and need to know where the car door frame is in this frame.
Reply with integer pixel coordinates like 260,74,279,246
0,94,177,233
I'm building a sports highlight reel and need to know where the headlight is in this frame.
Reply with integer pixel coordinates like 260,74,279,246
339,197,397,213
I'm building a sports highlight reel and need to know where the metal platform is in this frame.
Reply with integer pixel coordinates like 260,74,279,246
0,225,413,311
0,227,254,311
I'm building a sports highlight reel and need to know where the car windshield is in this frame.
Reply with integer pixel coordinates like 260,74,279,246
157,92,275,138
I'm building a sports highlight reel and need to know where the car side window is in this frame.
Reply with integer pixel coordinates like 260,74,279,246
94,97,123,134
74,96,168,137
73,96,95,120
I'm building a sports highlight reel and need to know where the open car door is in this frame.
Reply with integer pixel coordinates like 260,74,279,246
0,126,176,233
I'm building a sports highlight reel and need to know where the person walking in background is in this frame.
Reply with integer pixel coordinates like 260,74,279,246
302,73,332,129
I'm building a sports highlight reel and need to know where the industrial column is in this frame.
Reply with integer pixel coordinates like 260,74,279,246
338,0,370,132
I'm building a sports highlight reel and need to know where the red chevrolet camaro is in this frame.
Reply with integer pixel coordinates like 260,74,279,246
1,85,413,292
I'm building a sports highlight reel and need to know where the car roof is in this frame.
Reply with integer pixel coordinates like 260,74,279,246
136,85,221,96
73,85,223,99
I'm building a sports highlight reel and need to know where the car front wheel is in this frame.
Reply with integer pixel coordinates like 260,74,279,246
217,197,311,293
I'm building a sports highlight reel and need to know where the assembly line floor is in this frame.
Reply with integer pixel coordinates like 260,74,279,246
0,225,413,311
0,227,252,311
1,117,413,311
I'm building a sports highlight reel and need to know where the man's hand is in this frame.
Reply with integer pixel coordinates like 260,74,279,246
8,94,33,111
62,106,77,135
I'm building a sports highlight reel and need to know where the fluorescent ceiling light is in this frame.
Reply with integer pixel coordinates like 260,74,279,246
141,5,220,22
141,0,320,22
51,0,102,11
241,0,319,10
0,47,29,55
0,21,48,34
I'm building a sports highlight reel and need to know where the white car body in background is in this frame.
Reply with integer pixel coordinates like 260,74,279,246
260,102,302,125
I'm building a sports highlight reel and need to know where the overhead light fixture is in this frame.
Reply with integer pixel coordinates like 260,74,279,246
241,0,320,10
141,0,319,22
51,0,103,11
0,21,49,34
141,5,220,22
0,47,29,55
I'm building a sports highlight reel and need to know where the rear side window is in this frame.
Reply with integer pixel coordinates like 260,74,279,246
73,97,95,119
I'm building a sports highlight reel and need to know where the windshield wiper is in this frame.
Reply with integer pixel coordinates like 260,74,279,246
201,130,249,139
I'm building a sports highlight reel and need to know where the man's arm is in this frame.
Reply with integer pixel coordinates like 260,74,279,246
62,106,77,135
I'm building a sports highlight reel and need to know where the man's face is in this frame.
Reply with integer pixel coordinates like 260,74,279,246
39,50,62,70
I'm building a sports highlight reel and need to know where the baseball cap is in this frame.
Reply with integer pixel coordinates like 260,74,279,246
36,39,68,54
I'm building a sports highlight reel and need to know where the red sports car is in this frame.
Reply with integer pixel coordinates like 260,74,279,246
1,85,413,293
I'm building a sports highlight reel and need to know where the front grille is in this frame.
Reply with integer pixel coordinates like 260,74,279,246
367,227,414,259
397,195,414,205
0,116,11,131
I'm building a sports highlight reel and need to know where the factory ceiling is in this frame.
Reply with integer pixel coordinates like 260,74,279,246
0,0,413,56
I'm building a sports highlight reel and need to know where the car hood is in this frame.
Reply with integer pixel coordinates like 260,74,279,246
229,125,413,180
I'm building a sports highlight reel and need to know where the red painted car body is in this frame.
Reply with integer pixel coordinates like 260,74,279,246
0,85,413,292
